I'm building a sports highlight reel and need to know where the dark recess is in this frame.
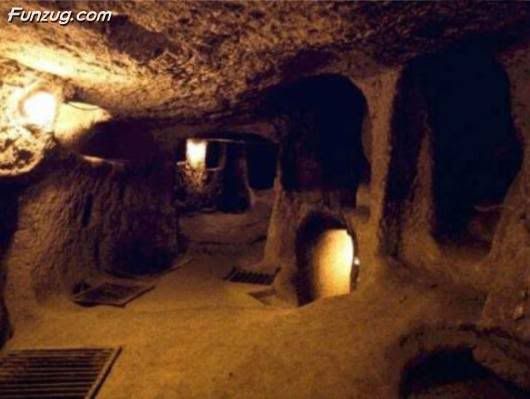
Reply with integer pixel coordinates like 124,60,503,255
0,183,19,345
267,74,369,201
417,46,522,243
246,142,278,190
400,349,530,398
80,121,159,162
218,144,252,213
206,141,223,169
81,194,94,228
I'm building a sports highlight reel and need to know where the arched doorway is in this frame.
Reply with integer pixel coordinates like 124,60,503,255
295,212,359,305
418,46,522,247
384,45,522,259
266,74,370,208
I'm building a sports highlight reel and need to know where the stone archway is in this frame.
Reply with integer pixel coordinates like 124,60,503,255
295,211,359,305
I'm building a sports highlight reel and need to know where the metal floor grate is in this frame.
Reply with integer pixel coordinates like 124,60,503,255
72,282,154,307
224,267,279,285
0,347,121,399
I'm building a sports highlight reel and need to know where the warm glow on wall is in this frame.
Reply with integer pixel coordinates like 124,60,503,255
21,91,58,130
54,101,111,147
311,229,354,299
186,139,207,169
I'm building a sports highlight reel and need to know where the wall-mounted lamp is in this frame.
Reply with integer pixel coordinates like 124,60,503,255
20,90,58,131
186,139,207,169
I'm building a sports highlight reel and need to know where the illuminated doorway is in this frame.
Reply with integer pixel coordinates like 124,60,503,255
296,212,358,305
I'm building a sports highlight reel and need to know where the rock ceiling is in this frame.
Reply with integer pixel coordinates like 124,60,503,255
1,1,530,125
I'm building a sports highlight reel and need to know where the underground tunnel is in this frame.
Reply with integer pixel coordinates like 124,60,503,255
1,2,530,398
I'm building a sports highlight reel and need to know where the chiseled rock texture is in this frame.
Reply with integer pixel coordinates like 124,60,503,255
2,152,178,325
263,39,530,388
471,42,530,390
0,2,529,124
264,70,399,302
0,62,59,178
1,0,530,390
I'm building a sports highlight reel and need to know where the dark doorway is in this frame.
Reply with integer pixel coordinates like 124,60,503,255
400,349,529,398
268,74,369,205
417,47,522,245
246,142,278,190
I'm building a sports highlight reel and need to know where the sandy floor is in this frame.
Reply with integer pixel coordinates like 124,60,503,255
5,262,486,398
5,193,495,398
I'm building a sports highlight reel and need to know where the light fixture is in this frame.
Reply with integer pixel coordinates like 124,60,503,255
186,139,207,169
20,90,58,130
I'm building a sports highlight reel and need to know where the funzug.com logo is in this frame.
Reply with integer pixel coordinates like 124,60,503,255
7,7,112,25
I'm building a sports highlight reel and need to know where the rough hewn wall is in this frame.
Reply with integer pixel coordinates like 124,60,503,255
0,64,57,345
0,61,179,337
2,2,529,125
368,42,530,389
471,42,530,389
381,59,484,290
262,43,530,387
0,62,59,178
264,71,400,302
2,152,178,326
218,144,253,213
175,142,253,213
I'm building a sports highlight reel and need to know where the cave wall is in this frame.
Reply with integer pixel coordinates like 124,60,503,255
365,42,530,389
174,141,225,212
262,40,530,382
264,42,530,361
0,65,181,341
2,152,178,325
264,71,400,302
379,66,437,263
176,162,224,211
0,65,59,345
471,41,530,390
375,45,525,295
218,144,253,213
175,142,253,213
0,63,59,178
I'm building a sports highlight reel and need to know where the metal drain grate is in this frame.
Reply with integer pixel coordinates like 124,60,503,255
0,347,121,398
72,282,154,307
224,267,279,285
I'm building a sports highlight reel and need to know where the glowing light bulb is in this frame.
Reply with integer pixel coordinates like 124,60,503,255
21,91,57,130
186,139,207,169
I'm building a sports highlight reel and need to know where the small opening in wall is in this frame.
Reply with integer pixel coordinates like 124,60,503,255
246,142,278,190
78,121,159,162
296,212,358,305
186,139,207,169
419,47,522,247
81,194,94,228
176,140,186,162
269,74,369,202
206,141,223,169
400,349,529,398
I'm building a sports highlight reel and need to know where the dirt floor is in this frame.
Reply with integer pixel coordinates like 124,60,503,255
5,191,515,399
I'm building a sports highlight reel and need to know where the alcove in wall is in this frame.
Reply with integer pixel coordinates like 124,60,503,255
267,74,370,208
295,212,358,305
418,46,522,250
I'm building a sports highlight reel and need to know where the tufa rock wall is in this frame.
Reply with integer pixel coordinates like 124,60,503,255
473,41,530,390
264,71,400,302
2,152,178,327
